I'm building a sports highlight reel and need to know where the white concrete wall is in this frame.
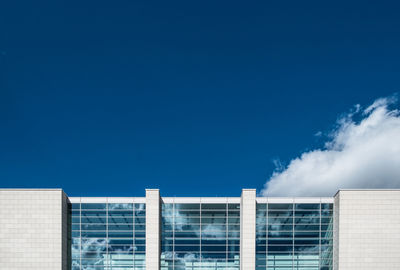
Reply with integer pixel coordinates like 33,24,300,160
240,189,256,270
145,189,160,270
0,189,67,270
334,190,400,270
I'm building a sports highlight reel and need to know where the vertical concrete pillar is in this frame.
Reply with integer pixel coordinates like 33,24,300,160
333,191,340,270
145,189,161,270
240,189,256,270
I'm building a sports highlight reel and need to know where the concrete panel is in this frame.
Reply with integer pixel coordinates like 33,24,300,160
0,189,67,270
334,190,400,270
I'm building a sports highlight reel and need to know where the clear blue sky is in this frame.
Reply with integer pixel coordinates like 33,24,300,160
1,1,399,197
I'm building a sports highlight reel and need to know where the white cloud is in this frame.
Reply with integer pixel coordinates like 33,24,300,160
261,96,400,197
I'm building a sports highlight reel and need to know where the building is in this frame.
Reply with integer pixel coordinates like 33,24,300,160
0,189,399,270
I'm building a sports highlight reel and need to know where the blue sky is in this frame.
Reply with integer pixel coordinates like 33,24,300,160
1,1,400,197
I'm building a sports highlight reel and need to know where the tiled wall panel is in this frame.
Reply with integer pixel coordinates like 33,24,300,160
0,189,66,270
335,190,400,270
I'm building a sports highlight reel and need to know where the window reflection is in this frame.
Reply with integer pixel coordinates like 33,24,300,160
161,203,240,270
70,200,333,270
69,202,146,270
256,202,333,269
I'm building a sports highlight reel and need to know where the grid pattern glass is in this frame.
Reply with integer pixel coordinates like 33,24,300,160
256,203,333,270
161,203,240,270
69,202,146,270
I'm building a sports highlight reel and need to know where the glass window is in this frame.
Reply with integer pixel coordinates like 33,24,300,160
81,203,107,210
228,204,240,210
108,203,133,210
295,204,320,210
256,203,333,269
161,202,240,269
71,203,80,209
175,203,200,210
202,203,226,210
69,202,146,269
268,204,293,210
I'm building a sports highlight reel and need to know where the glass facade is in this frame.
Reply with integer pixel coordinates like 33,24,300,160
256,203,333,270
69,202,146,270
67,198,333,270
161,203,240,270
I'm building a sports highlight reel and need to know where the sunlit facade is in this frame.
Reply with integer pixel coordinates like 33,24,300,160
1,189,400,270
